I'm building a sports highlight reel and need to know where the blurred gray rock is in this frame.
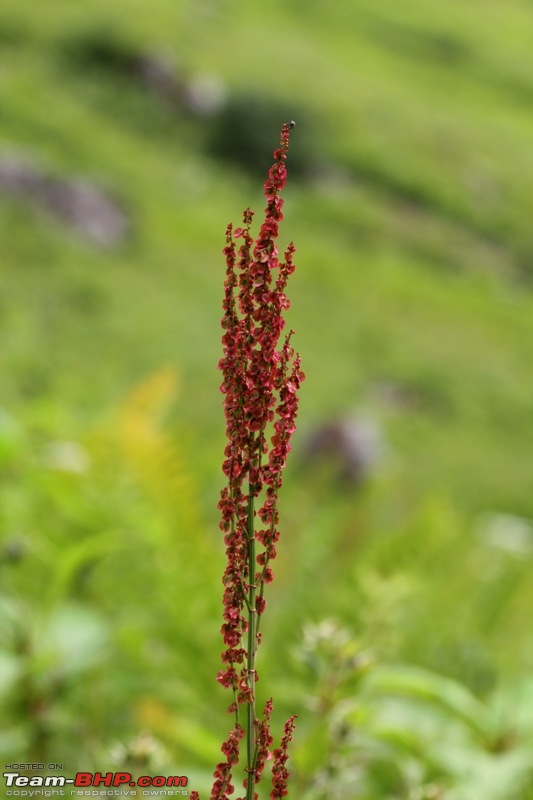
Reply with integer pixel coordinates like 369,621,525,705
134,53,226,116
303,414,384,487
0,152,130,247
63,30,227,119
183,74,227,117
133,52,188,107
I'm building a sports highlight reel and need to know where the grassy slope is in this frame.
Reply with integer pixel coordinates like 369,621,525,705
2,0,533,759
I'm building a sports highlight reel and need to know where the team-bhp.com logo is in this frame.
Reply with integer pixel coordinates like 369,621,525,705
3,769,189,797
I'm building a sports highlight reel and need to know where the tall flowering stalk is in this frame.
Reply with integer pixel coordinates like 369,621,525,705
190,123,303,800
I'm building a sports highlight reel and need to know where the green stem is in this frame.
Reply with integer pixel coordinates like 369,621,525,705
246,487,257,800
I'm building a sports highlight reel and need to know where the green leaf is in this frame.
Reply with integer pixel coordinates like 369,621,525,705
363,664,496,745
44,532,118,607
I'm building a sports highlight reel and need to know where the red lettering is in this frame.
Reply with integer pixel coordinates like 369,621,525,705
113,773,132,786
137,776,151,787
167,777,188,787
74,774,93,787
92,773,113,787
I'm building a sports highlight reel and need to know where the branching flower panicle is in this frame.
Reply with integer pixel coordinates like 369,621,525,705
270,716,297,799
197,122,303,800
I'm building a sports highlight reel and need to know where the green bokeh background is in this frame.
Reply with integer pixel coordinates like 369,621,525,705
2,1,533,797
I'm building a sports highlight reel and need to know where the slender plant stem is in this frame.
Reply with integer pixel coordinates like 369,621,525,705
246,487,257,800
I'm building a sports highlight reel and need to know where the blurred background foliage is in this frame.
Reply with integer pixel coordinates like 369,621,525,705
2,0,533,797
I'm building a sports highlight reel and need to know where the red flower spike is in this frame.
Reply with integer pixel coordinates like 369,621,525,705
203,122,301,800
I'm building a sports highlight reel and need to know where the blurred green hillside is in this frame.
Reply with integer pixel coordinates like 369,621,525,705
2,1,533,797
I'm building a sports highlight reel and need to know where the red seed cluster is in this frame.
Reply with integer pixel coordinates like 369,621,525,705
199,123,301,800
270,716,298,799
190,725,245,800
217,123,304,698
